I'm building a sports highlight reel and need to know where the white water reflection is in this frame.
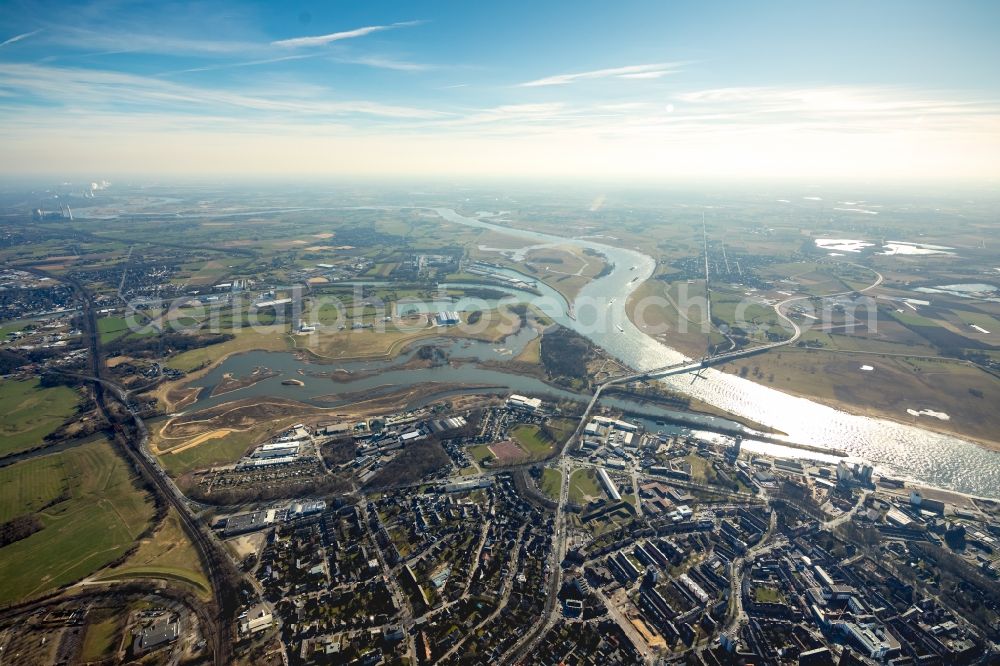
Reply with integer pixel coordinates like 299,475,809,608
433,208,1000,498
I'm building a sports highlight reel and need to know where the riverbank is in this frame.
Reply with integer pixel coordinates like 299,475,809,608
150,308,531,413
624,276,712,359
716,349,1000,453
210,367,281,397
599,384,785,436
431,206,1000,498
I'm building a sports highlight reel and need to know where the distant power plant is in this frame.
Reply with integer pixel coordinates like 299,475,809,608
32,204,72,221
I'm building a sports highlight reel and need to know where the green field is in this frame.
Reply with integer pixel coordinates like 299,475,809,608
794,327,937,356
99,509,211,598
0,318,35,338
888,309,941,328
80,615,121,662
97,315,131,343
0,438,155,604
158,428,259,477
0,378,81,457
539,467,562,500
510,424,555,459
953,309,1000,332
0,453,67,522
568,468,605,504
754,586,786,604
710,287,792,342
685,453,716,484
468,444,495,466
545,417,576,444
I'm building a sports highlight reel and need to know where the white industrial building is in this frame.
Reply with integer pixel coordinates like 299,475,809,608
249,455,298,467
596,467,622,502
254,297,292,309
435,311,461,326
592,415,639,432
254,442,301,459
835,621,901,660
240,605,274,635
289,500,326,516
507,394,542,412
443,478,493,493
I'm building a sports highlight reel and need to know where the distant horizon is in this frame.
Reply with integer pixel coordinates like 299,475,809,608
4,174,1000,192
1,1,999,181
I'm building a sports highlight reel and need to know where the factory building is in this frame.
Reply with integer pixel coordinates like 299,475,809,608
442,478,493,493
254,442,301,459
506,394,542,412
597,467,622,501
435,311,461,326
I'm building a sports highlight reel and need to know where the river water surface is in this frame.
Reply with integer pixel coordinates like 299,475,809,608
430,208,1000,498
179,205,1000,498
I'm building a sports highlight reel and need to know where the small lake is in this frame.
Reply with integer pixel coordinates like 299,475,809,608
914,283,999,302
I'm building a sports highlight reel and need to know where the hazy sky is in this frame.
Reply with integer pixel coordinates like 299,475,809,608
1,0,998,181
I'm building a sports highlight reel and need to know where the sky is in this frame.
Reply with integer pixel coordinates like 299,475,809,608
0,0,998,182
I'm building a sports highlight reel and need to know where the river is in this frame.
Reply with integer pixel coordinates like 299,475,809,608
163,204,1000,497
184,327,753,439
430,207,1000,498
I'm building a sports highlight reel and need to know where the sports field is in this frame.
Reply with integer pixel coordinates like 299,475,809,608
510,424,556,459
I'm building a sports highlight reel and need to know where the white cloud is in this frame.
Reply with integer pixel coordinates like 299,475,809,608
49,27,257,56
160,54,322,76
618,71,670,80
272,21,423,48
0,63,449,120
671,85,1000,132
1,57,997,182
0,29,42,48
437,103,569,127
336,55,434,71
519,62,683,87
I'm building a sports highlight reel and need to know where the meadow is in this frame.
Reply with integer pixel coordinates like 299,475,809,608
0,437,155,604
0,378,81,457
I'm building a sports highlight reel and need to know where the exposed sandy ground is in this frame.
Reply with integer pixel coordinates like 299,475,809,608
227,532,267,560
155,428,237,455
489,439,529,464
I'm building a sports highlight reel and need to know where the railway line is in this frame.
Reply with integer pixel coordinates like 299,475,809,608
27,266,240,666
